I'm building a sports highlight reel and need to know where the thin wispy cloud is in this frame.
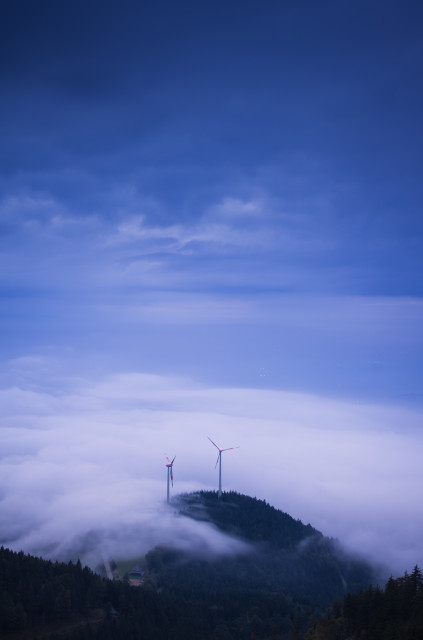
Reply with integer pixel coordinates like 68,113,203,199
213,197,262,217
111,215,270,253
0,188,353,300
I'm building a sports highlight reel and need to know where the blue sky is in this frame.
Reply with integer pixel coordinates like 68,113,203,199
1,1,423,574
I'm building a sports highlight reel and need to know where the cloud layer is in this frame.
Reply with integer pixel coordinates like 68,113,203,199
1,360,422,574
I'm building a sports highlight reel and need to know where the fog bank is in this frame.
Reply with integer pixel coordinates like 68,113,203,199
1,360,422,574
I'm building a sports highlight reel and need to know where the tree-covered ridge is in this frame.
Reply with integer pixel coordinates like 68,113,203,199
0,546,102,633
0,545,176,640
141,491,374,637
173,491,374,601
178,491,317,547
305,565,423,640
0,492,375,640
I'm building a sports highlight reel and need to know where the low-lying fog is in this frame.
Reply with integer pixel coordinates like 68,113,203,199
1,360,423,576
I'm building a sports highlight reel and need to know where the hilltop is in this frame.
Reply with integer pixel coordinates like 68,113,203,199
144,492,374,616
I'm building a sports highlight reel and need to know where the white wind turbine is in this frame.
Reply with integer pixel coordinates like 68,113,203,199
165,455,175,504
208,437,239,498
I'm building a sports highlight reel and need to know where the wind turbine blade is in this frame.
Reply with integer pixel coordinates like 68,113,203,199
171,470,174,487
222,446,239,452
171,456,176,464
208,437,220,450
215,453,220,468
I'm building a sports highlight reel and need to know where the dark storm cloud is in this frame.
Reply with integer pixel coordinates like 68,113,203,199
2,1,422,224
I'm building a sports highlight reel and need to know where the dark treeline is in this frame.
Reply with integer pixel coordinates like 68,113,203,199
0,491,375,640
305,565,423,640
0,544,189,640
0,546,102,631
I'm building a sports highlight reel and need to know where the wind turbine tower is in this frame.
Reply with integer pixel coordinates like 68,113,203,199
208,437,238,498
165,455,175,504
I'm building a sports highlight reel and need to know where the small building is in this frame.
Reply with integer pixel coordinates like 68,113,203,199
128,564,145,586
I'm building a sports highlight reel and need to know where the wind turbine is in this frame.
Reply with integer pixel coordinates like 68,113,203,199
208,437,238,498
165,455,175,504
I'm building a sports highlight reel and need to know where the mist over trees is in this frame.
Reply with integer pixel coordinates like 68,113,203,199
0,491,379,640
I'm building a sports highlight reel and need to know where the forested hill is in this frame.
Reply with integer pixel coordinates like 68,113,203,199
141,491,375,637
168,490,375,603
176,491,374,605
0,492,376,640
176,491,318,548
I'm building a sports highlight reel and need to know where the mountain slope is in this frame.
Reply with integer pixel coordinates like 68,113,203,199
142,491,374,637
171,491,373,601
0,492,375,640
